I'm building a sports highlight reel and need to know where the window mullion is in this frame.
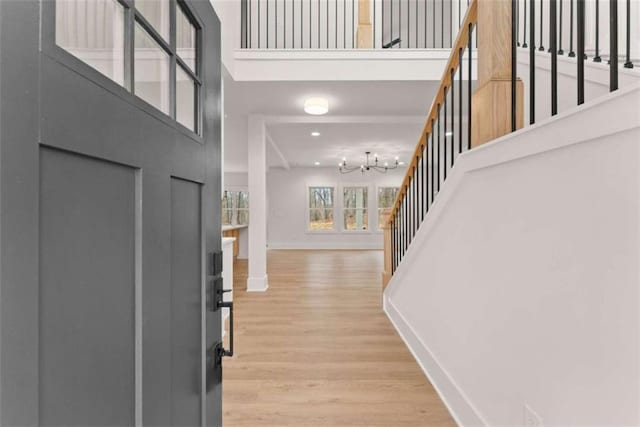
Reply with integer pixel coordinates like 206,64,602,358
125,3,135,93
169,0,177,119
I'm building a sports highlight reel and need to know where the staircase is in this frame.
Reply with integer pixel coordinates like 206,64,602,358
381,0,640,425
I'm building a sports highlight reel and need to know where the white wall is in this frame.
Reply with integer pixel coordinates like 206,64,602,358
267,166,405,249
385,86,640,426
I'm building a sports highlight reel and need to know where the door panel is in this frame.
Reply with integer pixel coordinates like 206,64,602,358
0,0,222,425
170,177,203,426
39,147,136,426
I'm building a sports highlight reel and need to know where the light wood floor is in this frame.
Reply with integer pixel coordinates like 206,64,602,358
223,250,455,427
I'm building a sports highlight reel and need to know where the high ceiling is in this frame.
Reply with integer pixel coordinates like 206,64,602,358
223,69,439,172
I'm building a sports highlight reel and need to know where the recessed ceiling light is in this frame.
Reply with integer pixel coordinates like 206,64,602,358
314,161,321,166
311,131,321,137
445,131,453,136
304,97,329,115
398,161,406,165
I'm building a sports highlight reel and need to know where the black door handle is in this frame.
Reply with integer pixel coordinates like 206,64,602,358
218,299,234,358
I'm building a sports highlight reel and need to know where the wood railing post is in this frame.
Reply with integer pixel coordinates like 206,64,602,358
471,0,524,147
382,210,392,289
357,0,373,48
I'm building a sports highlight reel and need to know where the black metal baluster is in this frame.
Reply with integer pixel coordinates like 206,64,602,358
558,0,564,54
593,0,601,61
443,90,447,180
451,68,455,166
242,0,247,48
407,181,411,244
391,216,395,272
624,0,634,68
437,105,441,192
404,192,408,253
441,0,444,48
399,0,402,47
551,0,558,115
539,0,545,51
568,0,575,56
512,0,517,131
398,203,402,260
430,122,434,206
425,0,428,48
423,141,427,219
523,0,528,47
468,24,472,149
308,0,311,48
407,0,411,49
399,205,403,262
458,48,463,154
415,160,419,231
425,138,430,214
530,0,536,124
416,0,419,48
517,0,520,46
433,0,436,48
577,0,584,104
610,0,618,90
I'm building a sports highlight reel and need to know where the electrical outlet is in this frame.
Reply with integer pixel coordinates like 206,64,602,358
524,404,543,427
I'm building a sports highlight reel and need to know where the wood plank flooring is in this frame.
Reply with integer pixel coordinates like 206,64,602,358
223,250,455,427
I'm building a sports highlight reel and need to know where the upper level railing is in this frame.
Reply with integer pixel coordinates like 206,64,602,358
381,0,638,286
239,0,472,49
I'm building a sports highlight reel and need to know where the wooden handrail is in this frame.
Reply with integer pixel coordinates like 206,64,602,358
386,0,478,226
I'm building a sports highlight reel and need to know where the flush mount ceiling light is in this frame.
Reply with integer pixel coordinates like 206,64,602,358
304,97,329,115
445,131,453,137
311,131,321,137
339,152,400,174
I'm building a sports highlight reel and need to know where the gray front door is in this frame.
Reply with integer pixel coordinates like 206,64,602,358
0,0,223,425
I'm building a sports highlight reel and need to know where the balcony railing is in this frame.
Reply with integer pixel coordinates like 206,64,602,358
240,0,472,49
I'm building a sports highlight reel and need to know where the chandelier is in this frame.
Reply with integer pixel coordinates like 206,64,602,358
339,151,400,174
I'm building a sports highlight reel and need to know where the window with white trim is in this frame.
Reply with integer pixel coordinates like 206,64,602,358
377,187,399,229
343,186,368,231
308,187,335,231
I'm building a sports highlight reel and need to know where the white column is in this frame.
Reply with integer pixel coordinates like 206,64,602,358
247,115,269,292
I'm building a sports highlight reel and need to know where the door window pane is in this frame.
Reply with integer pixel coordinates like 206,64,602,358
343,187,368,231
308,187,334,231
134,23,170,114
55,0,125,85
135,0,170,41
377,187,399,229
176,4,197,72
176,66,196,131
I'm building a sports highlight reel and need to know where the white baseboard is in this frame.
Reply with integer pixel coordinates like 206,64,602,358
384,295,487,427
267,241,382,250
246,275,269,292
